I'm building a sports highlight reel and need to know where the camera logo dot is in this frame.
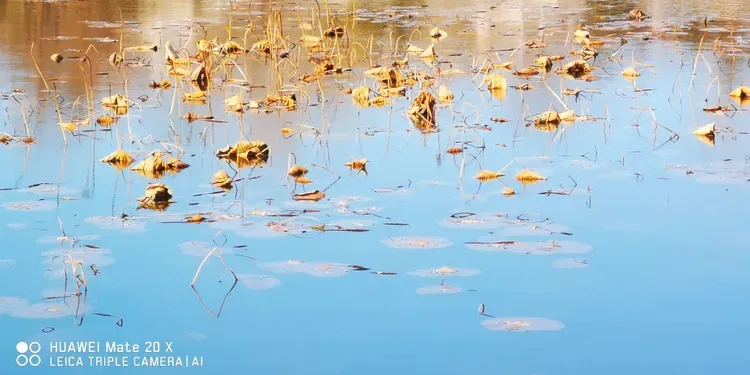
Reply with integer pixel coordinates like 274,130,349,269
16,341,41,367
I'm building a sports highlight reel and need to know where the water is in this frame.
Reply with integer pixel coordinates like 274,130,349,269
1,0,750,373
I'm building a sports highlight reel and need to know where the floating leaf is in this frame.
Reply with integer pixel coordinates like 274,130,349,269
502,187,515,196
225,94,244,112
50,53,63,64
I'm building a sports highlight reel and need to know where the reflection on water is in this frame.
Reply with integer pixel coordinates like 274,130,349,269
1,0,750,374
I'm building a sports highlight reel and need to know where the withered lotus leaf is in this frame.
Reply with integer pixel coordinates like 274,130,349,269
368,97,391,107
287,165,308,178
225,94,244,112
729,86,750,99
515,170,548,184
50,54,63,64
324,26,344,38
474,170,504,182
352,86,371,107
294,177,313,184
502,187,515,196
561,60,592,76
621,66,640,77
628,9,648,20
513,67,539,77
183,91,207,103
100,149,134,170
438,86,454,103
216,141,270,168
345,159,368,172
692,123,716,137
293,190,326,202
446,147,462,155
137,183,172,210
131,152,169,179
534,111,561,125
533,56,552,69
408,91,436,130
211,170,233,190
420,43,436,59
101,94,128,108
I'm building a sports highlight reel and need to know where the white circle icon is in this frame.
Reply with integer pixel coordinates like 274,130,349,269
16,354,28,367
29,355,41,367
29,342,41,354
16,341,28,354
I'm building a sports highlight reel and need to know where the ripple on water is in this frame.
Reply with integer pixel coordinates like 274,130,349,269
237,274,281,290
259,261,349,278
0,259,15,268
438,213,513,230
178,241,233,257
2,200,57,212
86,216,147,233
467,238,592,255
0,297,80,319
481,317,565,332
416,284,463,295
382,236,453,249
553,258,589,269
41,248,114,279
408,267,480,277
37,234,101,245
